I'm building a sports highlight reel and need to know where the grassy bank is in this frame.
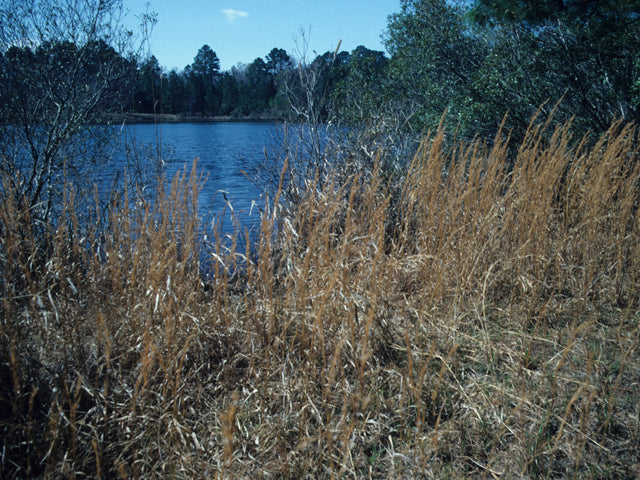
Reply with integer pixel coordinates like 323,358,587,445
1,118,639,478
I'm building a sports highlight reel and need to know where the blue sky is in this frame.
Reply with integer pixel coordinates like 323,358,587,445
123,0,401,71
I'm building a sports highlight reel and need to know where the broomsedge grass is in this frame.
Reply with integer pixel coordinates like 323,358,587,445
1,116,639,478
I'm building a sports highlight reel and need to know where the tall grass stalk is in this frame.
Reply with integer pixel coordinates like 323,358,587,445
1,118,639,478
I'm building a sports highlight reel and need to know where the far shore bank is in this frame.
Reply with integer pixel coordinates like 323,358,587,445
101,112,283,124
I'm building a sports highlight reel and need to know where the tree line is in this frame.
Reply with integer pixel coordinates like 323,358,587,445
0,36,390,121
133,46,290,118
131,44,390,121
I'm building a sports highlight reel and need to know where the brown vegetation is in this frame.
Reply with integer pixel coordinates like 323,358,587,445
1,117,639,478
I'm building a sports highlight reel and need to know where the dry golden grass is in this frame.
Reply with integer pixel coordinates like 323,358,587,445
1,117,639,478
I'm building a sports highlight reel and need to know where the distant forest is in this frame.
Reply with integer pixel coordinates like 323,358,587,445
130,44,387,121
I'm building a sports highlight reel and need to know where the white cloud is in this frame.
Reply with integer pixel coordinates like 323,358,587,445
221,9,249,22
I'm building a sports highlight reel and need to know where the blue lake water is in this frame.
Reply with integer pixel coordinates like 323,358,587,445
118,122,281,242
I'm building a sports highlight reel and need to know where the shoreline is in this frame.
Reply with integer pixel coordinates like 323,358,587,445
101,112,283,124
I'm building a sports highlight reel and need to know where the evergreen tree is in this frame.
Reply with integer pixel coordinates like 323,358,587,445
219,72,239,115
239,57,274,114
164,69,187,114
188,45,221,115
134,55,162,113
265,47,293,75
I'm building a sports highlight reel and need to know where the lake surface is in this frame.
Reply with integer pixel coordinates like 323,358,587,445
118,122,281,244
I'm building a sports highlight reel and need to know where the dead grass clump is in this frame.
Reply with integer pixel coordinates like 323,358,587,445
1,117,639,478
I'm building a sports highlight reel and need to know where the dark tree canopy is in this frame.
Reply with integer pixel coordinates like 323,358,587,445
191,45,221,85
265,48,293,75
380,0,640,141
128,45,298,118
471,0,640,27
134,55,162,113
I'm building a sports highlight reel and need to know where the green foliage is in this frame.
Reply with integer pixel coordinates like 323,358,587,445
472,0,640,28
6,0,638,162
331,46,389,124
238,57,273,114
385,0,484,132
134,55,162,113
129,46,295,119
218,72,239,116
265,47,293,75
381,0,640,143
188,45,221,115
471,0,640,131
163,69,187,114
